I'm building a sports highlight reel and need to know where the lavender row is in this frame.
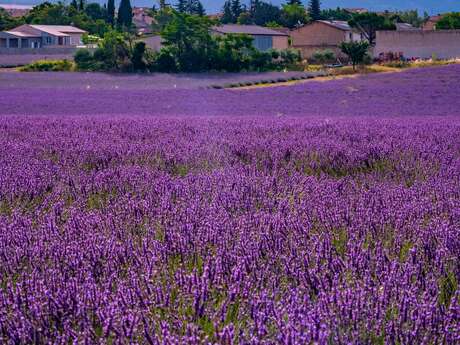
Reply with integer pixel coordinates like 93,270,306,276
0,116,459,344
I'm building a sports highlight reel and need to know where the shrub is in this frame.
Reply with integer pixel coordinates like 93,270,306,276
20,59,74,72
152,47,177,72
312,49,336,64
74,49,97,71
340,41,370,70
131,42,147,72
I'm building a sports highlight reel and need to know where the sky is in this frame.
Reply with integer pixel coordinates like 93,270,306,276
1,0,458,15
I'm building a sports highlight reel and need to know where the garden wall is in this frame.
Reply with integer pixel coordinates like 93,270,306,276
374,30,460,59
0,47,93,67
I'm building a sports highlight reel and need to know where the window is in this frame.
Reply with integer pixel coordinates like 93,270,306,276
45,36,52,45
253,36,273,51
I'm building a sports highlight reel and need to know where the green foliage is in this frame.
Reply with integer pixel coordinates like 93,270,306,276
312,49,336,64
20,59,74,72
437,12,460,30
117,0,133,29
389,10,427,28
213,34,255,71
340,41,370,70
280,4,309,29
176,0,206,16
439,271,458,309
161,11,215,72
308,0,321,21
152,6,175,34
84,3,107,20
237,12,252,25
107,0,115,25
251,1,282,26
0,8,23,31
24,2,111,37
75,49,97,70
349,13,396,45
321,7,352,21
131,41,147,71
332,228,348,258
152,47,177,72
75,31,131,71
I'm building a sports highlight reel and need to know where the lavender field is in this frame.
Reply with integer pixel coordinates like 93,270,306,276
0,66,459,344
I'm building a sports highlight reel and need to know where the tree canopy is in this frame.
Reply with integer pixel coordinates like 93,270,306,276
349,13,396,46
437,12,460,30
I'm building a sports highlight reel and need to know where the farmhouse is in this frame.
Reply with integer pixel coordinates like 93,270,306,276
133,7,155,35
212,24,289,51
0,24,86,49
422,15,443,31
290,20,364,59
0,4,32,17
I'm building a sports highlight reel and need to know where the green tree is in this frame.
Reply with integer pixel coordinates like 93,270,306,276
0,8,22,31
281,3,309,28
213,33,255,71
161,11,215,71
390,10,425,27
78,0,85,11
308,0,321,20
176,0,205,16
221,1,234,23
436,12,460,29
194,1,205,16
321,7,351,21
231,0,244,21
85,3,107,21
175,0,187,13
131,41,147,71
117,0,133,28
287,0,302,5
340,41,369,70
107,0,115,25
152,6,175,33
237,12,253,25
251,1,281,26
159,0,168,10
349,13,395,45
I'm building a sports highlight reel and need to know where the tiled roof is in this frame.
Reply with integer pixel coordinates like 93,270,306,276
29,25,86,36
395,23,420,31
212,25,289,36
4,31,40,37
317,20,352,31
0,4,33,9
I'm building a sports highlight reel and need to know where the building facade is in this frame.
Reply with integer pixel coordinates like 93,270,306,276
212,25,289,51
290,20,363,59
374,30,460,60
0,25,86,49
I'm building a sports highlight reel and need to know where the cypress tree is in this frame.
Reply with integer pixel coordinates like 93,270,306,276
107,0,115,26
117,0,133,28
78,0,85,11
308,0,321,20
193,1,205,16
221,1,234,23
175,0,187,13
231,0,243,21
70,0,78,10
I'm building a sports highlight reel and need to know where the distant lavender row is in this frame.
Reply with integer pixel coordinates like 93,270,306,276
0,116,459,344
0,54,74,68
0,70,320,90
1,65,459,117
